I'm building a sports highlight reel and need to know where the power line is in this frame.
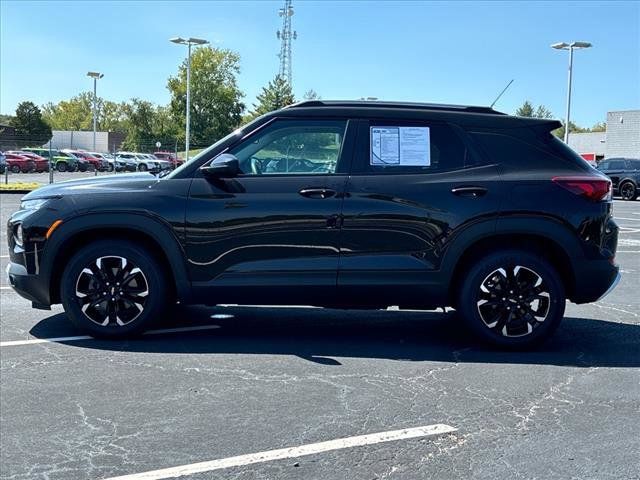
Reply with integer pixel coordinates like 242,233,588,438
276,0,297,87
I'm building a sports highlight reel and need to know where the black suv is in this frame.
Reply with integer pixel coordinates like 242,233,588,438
597,157,640,201
7,101,620,348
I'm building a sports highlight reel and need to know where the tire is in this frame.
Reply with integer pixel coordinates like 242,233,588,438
620,181,638,201
11,165,20,173
60,240,169,338
78,163,87,172
108,164,115,172
57,162,67,172
138,164,148,172
457,249,566,349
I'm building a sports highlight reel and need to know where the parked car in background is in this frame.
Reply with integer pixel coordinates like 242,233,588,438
65,150,109,172
4,153,36,173
0,151,6,174
140,153,171,171
59,151,90,172
116,152,158,172
597,157,640,200
22,148,79,172
5,151,50,173
154,151,182,168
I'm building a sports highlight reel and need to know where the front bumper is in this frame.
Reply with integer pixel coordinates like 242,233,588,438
6,261,51,307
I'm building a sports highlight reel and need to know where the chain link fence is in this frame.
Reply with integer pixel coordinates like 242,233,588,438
0,133,211,189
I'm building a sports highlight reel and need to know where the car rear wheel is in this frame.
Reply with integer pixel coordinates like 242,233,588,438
457,250,565,348
57,162,67,172
107,164,115,172
138,164,148,172
11,165,20,173
620,181,638,201
60,240,169,338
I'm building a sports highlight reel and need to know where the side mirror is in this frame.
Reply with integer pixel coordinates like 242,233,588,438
200,153,240,178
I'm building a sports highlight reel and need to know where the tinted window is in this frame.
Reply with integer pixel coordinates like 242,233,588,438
470,132,578,170
609,160,626,169
628,159,640,169
229,119,347,175
362,121,468,174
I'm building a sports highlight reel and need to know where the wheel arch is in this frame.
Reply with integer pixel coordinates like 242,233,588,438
445,217,581,305
43,213,190,305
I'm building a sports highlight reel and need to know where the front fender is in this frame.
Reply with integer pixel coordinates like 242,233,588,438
41,212,191,304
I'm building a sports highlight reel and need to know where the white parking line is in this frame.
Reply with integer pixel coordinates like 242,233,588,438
103,424,457,480
0,324,221,348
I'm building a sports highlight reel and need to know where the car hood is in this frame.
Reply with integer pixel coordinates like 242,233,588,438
23,172,158,200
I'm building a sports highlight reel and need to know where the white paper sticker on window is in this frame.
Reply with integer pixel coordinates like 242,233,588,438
371,126,430,167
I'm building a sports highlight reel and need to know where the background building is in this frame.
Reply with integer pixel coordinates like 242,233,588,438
44,130,125,152
569,109,640,161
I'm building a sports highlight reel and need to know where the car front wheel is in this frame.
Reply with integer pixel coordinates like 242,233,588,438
457,250,565,348
60,240,169,338
138,164,148,172
620,181,638,201
57,162,67,172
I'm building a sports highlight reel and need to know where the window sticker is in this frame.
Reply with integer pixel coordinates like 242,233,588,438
370,126,431,166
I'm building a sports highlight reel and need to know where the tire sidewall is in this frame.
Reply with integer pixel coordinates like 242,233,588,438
457,250,566,348
61,240,168,338
620,181,637,201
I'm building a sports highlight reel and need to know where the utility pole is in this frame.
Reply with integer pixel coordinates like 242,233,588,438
87,71,104,151
170,36,209,162
276,0,297,87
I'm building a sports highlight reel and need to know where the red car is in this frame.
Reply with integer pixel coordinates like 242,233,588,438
154,151,182,168
64,150,109,171
4,153,36,173
6,151,50,172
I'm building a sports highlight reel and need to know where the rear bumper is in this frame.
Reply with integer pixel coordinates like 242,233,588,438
571,258,620,304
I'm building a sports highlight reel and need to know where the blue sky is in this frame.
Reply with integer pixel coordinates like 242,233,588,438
1,0,638,126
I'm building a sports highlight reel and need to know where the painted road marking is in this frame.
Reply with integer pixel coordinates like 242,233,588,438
103,424,458,480
0,324,221,348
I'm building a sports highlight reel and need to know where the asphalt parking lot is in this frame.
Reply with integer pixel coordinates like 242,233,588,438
1,193,638,480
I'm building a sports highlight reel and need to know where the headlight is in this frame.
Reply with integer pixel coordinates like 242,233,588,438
14,223,24,246
20,199,49,211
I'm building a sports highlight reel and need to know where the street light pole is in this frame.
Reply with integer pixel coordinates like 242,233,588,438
170,36,209,162
551,41,592,144
87,71,104,151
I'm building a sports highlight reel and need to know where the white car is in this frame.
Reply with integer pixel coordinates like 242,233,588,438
139,153,171,171
116,152,157,172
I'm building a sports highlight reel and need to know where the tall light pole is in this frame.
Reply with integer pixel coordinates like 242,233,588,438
551,41,592,143
170,36,209,162
87,71,104,151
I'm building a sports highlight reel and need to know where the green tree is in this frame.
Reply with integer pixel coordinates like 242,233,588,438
120,99,155,151
42,92,93,131
515,100,534,117
515,101,554,119
534,105,553,119
12,101,52,145
249,74,295,119
303,89,320,101
0,114,15,126
168,46,245,147
553,121,590,139
591,121,606,132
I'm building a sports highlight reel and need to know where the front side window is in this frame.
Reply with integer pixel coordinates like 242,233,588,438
229,119,347,175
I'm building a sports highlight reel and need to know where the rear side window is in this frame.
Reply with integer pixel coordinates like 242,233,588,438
359,121,469,174
470,131,588,170
609,160,626,169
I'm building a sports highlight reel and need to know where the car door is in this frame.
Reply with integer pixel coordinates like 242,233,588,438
185,118,356,305
337,118,502,308
599,159,627,190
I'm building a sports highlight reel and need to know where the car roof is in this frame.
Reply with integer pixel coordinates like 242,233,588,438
271,100,562,129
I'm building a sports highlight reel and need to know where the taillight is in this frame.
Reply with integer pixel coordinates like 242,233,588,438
552,176,612,201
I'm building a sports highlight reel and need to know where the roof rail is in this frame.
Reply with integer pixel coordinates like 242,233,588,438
285,100,504,115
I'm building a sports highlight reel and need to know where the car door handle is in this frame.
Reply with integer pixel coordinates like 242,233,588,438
299,188,336,199
451,186,488,197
